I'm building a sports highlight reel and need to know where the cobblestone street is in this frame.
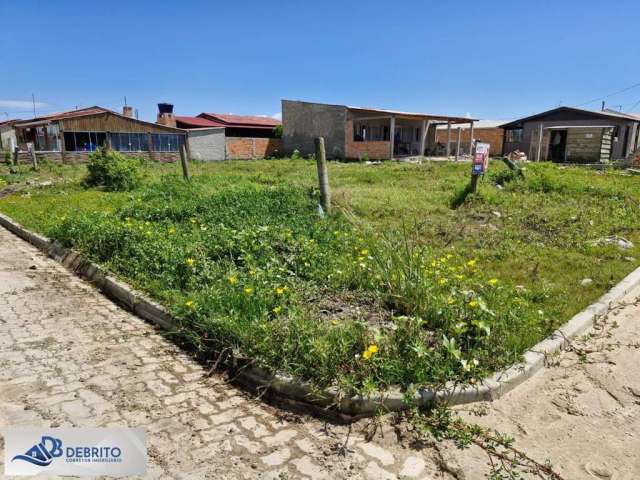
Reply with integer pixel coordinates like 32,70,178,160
0,227,446,479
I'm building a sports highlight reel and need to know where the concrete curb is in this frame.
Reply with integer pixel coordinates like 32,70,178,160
2,211,639,419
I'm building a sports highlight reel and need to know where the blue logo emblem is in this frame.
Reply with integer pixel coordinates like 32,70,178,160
12,436,63,467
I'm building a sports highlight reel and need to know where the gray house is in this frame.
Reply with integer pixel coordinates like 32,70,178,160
500,107,640,163
282,100,475,160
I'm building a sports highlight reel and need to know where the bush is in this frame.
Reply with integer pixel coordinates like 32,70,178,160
85,148,142,191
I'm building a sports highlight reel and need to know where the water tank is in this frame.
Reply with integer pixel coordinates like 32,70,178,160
158,103,174,114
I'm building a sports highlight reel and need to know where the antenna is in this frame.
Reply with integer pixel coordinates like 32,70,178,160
124,96,128,107
32,93,36,117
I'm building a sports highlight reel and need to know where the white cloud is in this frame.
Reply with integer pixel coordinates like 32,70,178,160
0,99,50,110
272,112,282,120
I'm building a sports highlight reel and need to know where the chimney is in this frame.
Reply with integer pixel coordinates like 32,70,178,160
156,103,176,128
123,105,134,118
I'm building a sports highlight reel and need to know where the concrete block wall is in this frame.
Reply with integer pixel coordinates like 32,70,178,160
282,100,347,159
188,129,225,161
565,128,603,163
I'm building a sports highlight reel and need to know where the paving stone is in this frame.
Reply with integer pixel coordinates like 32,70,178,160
358,442,395,466
399,456,426,478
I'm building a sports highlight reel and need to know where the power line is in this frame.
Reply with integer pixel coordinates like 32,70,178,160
576,81,640,108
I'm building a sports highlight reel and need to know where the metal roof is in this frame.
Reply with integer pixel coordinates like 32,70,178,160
499,106,640,129
436,120,509,129
198,113,281,129
13,106,185,132
347,105,477,123
175,116,226,128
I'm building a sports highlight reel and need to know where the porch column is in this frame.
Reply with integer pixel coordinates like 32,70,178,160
468,121,475,155
445,121,452,157
455,127,462,161
389,116,396,160
420,119,430,157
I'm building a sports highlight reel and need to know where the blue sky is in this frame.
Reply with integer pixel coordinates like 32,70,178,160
1,0,639,122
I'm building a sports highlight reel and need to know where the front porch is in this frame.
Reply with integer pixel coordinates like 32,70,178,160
345,107,476,160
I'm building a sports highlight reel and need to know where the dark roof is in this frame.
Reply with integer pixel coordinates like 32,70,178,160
175,116,226,129
198,112,281,129
499,106,640,129
0,118,22,127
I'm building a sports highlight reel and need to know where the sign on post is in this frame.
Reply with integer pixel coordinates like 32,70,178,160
472,142,490,175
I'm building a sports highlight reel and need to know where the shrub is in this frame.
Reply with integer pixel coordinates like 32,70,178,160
291,149,302,160
85,148,142,191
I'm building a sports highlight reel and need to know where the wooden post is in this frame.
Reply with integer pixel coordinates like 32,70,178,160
180,143,190,181
60,129,66,164
29,144,38,170
536,124,544,161
446,121,452,157
455,127,462,161
468,121,475,156
314,137,330,214
389,116,396,160
470,173,479,193
12,146,19,166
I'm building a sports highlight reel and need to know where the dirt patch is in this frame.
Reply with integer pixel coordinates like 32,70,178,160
311,289,394,330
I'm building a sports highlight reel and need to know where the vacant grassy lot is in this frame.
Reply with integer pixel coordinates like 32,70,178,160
1,159,638,396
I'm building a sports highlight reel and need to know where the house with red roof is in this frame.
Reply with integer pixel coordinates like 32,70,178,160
156,103,282,161
9,105,187,164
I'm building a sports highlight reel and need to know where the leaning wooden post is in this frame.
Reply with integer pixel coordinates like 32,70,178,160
536,124,544,162
455,127,462,161
179,143,190,181
314,137,331,214
446,121,452,157
29,144,38,170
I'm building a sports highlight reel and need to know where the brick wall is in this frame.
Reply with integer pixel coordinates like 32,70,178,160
225,138,282,159
436,127,504,156
345,120,390,160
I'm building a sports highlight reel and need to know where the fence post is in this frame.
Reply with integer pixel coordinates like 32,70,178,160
28,143,38,170
455,127,462,161
180,144,190,181
314,137,331,214
12,146,19,166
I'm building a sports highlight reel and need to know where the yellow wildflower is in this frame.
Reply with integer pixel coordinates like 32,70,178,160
228,275,238,285
447,297,454,305
185,300,195,309
185,258,195,267
467,259,477,267
244,287,254,295
362,350,372,360
368,344,378,354
331,320,338,326
272,306,282,314
488,278,498,286
455,274,465,280
360,249,369,256
168,227,176,234
469,300,478,308
275,287,285,295
431,260,437,267
439,278,447,285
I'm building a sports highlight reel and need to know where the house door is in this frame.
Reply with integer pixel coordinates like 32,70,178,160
548,130,567,162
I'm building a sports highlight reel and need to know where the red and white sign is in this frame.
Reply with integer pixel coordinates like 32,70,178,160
472,142,490,175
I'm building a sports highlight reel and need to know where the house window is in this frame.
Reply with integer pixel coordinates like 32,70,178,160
151,133,184,152
34,125,60,151
505,128,523,143
111,133,150,152
354,121,390,142
63,131,106,152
